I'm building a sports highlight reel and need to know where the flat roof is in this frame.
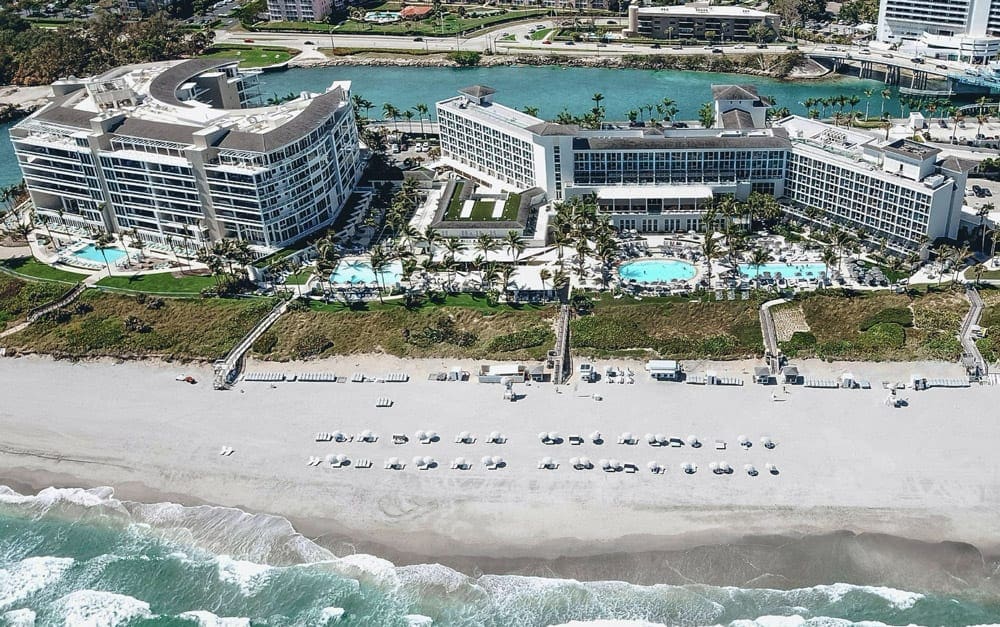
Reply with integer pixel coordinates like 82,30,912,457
883,138,941,160
637,5,776,18
574,133,789,151
596,185,713,200
438,95,543,131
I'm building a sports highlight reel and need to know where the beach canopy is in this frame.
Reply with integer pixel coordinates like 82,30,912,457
413,456,424,466
423,456,434,466
647,461,660,471
599,458,610,468
489,431,502,441
609,459,620,469
590,431,602,441
709,462,719,473
491,456,503,465
645,433,656,444
655,433,667,444
687,435,700,446
459,431,470,439
388,457,399,466
570,457,580,467
415,430,427,440
541,456,553,465
719,461,731,472
454,457,467,466
325,454,337,464
482,456,493,465
335,454,348,463
579,456,591,468
621,432,634,441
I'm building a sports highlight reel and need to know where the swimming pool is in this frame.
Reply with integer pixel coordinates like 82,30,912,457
74,244,127,265
738,262,827,279
618,259,697,283
329,259,403,285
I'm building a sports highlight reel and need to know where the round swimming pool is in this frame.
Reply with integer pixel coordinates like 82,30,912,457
618,259,697,283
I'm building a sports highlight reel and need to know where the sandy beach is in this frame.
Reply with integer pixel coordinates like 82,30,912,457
0,353,996,584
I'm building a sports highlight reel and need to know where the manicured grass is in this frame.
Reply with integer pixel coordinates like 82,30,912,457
96,273,219,295
255,293,555,360
529,28,553,40
324,9,547,37
444,184,520,222
256,20,339,32
1,257,87,284
570,292,765,360
200,45,297,67
2,290,277,360
0,275,69,332
780,287,968,361
284,269,313,285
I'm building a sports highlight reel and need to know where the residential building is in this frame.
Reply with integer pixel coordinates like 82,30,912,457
121,0,181,14
877,0,1000,62
436,84,970,252
11,58,361,252
267,0,332,22
623,2,780,42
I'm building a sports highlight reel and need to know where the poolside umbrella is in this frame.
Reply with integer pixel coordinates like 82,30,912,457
745,464,757,476
579,456,591,469
482,456,493,466
538,431,549,442
415,430,427,441
655,433,667,445
422,456,434,467
491,456,503,467
647,461,660,472
599,458,610,469
709,462,719,474
489,431,502,442
687,435,700,447
590,431,602,442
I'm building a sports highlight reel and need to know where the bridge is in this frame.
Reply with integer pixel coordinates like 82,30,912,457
807,50,1000,97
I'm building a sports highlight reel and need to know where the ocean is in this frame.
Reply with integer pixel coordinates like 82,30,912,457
1,486,999,626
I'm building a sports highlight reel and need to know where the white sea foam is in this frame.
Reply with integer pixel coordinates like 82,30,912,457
0,556,74,609
548,621,668,627
811,583,925,610
0,486,118,508
319,606,345,623
333,552,400,586
404,614,433,626
3,608,37,626
215,555,274,595
178,610,252,626
56,590,152,627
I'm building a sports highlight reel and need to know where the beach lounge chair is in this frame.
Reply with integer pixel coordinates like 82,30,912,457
355,459,372,469
487,431,506,444
569,435,584,445
392,434,408,444
623,463,638,473
714,440,726,450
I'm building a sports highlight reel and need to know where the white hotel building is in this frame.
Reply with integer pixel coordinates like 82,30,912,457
11,59,361,251
876,0,1000,63
437,84,970,253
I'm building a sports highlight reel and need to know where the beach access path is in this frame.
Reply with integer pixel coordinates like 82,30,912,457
0,354,994,565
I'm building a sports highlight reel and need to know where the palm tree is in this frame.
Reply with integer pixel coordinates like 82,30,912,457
35,214,55,249
368,245,390,304
862,88,874,121
413,103,429,137
498,264,515,300
382,102,401,135
847,94,861,127
701,235,720,287
978,202,994,251
880,88,892,119
660,97,678,123
522,105,540,117
421,226,440,263
504,230,525,265
539,267,552,293
128,227,145,263
949,107,964,144
973,262,987,285
480,262,499,293
988,226,1000,259
952,244,972,283
94,231,116,276
821,246,839,278
475,233,500,264
748,247,772,282
402,109,415,134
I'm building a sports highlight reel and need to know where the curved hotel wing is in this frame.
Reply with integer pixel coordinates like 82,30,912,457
437,84,972,254
10,59,361,251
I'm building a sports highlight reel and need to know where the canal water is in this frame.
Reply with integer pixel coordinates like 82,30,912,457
1,65,904,187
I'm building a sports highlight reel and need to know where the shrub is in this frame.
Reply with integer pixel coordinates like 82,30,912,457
448,51,481,66
858,322,905,350
485,326,552,353
571,316,646,351
146,297,164,310
860,307,913,331
923,332,962,360
124,315,152,333
698,334,738,357
779,331,817,357
292,331,333,358
252,330,278,355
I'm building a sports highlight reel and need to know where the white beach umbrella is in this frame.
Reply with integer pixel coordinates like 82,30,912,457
332,430,345,441
335,454,348,464
599,458,610,469
621,432,634,443
709,462,720,473
570,456,580,467
609,459,621,469
455,457,467,467
413,456,425,467
422,456,434,467
719,461,731,473
765,463,777,473
491,456,503,466
761,437,775,449
682,462,696,474
687,435,700,447
427,431,438,441
538,431,549,442
325,454,337,464
580,456,592,469
745,464,757,476
541,456,553,466
489,431,502,442
645,433,656,444
655,433,667,444
459,431,470,440
482,456,493,466
388,457,399,467
590,431,602,442
738,435,749,444
415,430,427,441
647,461,660,471
549,431,560,441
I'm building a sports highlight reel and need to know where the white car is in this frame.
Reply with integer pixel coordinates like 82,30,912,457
734,44,745,49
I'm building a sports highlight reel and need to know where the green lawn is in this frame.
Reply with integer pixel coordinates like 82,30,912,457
444,184,520,222
529,28,553,40
1,257,87,284
96,273,219,295
284,269,314,285
256,20,339,32
322,9,547,37
200,45,297,67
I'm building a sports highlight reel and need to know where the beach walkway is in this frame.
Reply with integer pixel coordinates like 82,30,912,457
960,285,987,379
759,298,788,374
213,299,289,389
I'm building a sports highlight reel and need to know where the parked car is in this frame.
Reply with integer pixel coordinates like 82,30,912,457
303,40,314,45
651,43,661,48
985,188,993,197
937,64,948,69
711,48,723,53
911,57,923,64
734,44,745,49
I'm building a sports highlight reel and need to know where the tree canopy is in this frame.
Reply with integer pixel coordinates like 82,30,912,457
0,8,213,86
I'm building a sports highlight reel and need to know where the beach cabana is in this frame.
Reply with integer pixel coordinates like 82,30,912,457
781,365,800,384
753,366,772,385
646,359,682,381
841,372,856,389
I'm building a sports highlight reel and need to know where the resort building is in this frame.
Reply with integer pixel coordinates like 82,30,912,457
436,84,969,252
121,0,182,14
266,0,332,23
11,59,361,252
623,2,780,42
876,0,1000,62
430,178,547,245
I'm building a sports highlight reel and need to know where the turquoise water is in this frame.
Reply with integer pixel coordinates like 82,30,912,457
330,259,402,284
257,65,903,123
1,486,1000,625
0,67,912,188
74,244,126,264
619,259,697,283
738,262,827,278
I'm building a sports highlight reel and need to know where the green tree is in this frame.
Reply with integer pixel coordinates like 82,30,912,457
697,102,715,128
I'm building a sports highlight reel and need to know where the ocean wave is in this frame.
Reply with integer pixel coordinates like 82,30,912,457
0,484,990,626
55,589,151,626
2,608,36,627
0,556,74,609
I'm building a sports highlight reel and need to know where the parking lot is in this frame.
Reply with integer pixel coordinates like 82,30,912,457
964,178,1000,211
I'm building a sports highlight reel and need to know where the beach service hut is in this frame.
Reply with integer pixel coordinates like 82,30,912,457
646,359,682,381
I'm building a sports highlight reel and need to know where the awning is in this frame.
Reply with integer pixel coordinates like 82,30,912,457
595,185,713,201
